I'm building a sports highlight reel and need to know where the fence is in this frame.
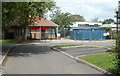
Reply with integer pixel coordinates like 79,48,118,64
70,28,106,40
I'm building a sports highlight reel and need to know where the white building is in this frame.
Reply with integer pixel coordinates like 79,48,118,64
100,24,117,31
70,22,102,28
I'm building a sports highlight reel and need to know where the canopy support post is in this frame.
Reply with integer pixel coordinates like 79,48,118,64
56,26,58,40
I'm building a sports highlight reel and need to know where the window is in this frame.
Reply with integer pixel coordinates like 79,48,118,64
89,25,92,27
16,29,25,35
78,24,84,27
47,28,55,34
85,24,89,27
94,24,98,27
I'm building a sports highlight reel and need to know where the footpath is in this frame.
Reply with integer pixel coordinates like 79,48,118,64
0,43,21,75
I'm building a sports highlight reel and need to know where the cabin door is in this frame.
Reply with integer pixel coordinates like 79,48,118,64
41,29,46,40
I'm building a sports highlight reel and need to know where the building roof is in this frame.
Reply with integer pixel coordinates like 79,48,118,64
100,24,116,28
70,22,102,27
74,22,102,25
29,16,58,27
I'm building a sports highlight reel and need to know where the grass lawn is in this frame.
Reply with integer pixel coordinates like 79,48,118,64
80,53,117,73
61,36,70,39
53,44,82,48
107,45,116,49
0,39,34,43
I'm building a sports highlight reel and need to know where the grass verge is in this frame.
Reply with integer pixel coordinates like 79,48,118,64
61,36,70,39
0,39,34,43
80,53,117,73
107,45,116,49
53,44,82,48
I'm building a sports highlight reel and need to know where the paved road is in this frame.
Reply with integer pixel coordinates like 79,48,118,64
3,45,103,74
2,40,115,74
60,46,107,57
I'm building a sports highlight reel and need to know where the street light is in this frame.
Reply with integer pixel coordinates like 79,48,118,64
115,8,119,34
115,1,120,34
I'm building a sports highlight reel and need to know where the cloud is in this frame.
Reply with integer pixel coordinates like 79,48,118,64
55,0,119,21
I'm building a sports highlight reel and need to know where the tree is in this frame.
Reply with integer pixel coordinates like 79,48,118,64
50,8,74,29
102,18,115,24
99,27,111,32
70,14,85,22
91,17,99,22
114,35,120,74
50,8,75,37
2,2,56,38
2,2,56,27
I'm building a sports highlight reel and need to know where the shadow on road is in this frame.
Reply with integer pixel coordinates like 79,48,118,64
7,44,108,58
8,45,57,57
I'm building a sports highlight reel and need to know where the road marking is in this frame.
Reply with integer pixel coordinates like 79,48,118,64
54,48,74,59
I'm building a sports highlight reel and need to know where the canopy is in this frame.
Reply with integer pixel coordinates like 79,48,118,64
28,26,55,30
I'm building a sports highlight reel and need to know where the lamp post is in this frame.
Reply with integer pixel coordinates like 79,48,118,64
115,1,120,34
115,1,120,46
115,9,119,34
115,1,120,74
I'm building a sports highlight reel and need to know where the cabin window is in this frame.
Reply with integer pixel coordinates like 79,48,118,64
16,29,25,35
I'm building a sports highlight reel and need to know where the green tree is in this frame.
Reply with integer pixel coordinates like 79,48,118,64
70,14,85,22
2,2,56,27
99,27,111,32
115,35,120,74
102,18,115,24
50,8,75,37
50,8,74,29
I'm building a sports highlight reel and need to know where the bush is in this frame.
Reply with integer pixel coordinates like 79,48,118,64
113,34,120,74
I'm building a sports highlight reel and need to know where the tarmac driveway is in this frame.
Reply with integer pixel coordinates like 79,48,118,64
60,46,107,57
3,44,103,74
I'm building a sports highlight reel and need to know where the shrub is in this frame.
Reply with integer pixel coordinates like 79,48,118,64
113,34,120,74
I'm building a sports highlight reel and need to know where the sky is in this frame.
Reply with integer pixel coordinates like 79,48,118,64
53,0,119,22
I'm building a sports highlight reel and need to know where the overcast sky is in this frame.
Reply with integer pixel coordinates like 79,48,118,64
54,0,119,21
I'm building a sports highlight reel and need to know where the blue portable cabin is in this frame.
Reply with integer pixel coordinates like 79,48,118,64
70,28,106,40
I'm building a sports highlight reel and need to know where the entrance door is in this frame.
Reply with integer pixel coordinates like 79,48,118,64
41,29,46,40
5,32,14,39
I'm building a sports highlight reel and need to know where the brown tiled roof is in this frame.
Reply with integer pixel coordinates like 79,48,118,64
29,16,58,27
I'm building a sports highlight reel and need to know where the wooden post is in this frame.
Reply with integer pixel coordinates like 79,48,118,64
56,26,58,40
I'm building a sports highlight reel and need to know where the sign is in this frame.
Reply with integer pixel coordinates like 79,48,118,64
57,33,61,38
103,32,110,36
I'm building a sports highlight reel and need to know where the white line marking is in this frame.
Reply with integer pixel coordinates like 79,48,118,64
55,48,74,59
